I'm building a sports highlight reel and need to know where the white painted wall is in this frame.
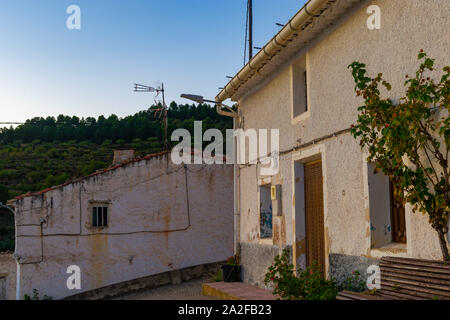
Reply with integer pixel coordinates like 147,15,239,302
235,0,450,284
11,155,234,299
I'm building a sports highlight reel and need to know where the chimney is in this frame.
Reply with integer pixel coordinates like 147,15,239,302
113,150,135,165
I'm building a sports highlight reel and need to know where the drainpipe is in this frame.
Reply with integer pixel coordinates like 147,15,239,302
216,100,239,254
0,202,19,300
215,104,240,255
216,0,329,102
216,103,238,119
233,117,241,255
15,261,20,300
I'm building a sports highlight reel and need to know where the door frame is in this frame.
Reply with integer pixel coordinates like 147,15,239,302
291,144,329,277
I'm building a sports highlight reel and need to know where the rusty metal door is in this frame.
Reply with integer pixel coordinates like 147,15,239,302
304,160,325,276
390,182,407,243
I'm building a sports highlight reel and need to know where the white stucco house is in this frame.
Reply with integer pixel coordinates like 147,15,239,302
5,151,234,299
215,0,449,287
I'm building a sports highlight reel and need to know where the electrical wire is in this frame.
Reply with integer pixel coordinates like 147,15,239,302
15,165,205,238
15,164,198,265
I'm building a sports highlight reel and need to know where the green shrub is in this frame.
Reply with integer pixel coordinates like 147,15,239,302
212,269,223,282
150,142,161,149
339,270,367,292
81,160,107,176
0,184,9,203
24,289,53,300
102,139,112,146
116,139,126,145
47,148,60,158
0,238,15,252
0,169,18,179
264,248,338,300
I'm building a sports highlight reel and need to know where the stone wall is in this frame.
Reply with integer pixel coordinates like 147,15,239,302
328,253,380,287
240,243,290,289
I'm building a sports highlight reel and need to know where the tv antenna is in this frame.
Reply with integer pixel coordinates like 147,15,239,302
134,82,169,151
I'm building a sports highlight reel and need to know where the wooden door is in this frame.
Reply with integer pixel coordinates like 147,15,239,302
390,182,407,243
304,160,325,276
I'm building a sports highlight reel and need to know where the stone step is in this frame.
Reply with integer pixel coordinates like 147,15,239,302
202,282,279,300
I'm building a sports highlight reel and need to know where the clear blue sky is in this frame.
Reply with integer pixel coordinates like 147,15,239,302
0,0,307,123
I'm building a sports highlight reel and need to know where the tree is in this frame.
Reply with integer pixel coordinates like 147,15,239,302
348,51,449,261
0,184,9,204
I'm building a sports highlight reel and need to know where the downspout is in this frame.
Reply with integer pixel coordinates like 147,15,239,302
216,0,329,102
12,205,20,300
233,117,241,256
214,103,240,254
216,104,238,118
1,202,20,300
15,260,20,300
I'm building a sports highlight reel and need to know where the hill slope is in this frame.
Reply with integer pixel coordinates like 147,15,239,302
0,102,233,251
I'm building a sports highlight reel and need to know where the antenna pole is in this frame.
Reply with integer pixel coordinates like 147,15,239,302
161,83,169,151
248,0,253,60
133,82,169,152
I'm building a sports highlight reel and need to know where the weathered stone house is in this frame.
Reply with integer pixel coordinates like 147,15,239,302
6,151,233,299
216,0,449,286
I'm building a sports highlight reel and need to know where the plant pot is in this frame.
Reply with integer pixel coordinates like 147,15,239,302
221,264,241,282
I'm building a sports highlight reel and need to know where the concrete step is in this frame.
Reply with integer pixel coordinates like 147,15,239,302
202,282,279,300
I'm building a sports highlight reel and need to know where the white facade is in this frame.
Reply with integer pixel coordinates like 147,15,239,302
220,0,450,287
8,153,234,299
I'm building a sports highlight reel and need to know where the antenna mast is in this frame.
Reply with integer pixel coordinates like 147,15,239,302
134,82,169,151
248,0,253,60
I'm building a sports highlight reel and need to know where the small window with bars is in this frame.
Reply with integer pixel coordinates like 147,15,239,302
92,206,108,228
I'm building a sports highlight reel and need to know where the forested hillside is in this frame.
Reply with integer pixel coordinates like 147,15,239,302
0,102,232,251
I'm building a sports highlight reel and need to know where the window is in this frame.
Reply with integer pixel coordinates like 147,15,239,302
292,56,308,119
260,185,273,239
92,206,108,228
367,163,406,248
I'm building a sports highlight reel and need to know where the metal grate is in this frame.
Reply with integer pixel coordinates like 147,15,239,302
92,206,108,228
